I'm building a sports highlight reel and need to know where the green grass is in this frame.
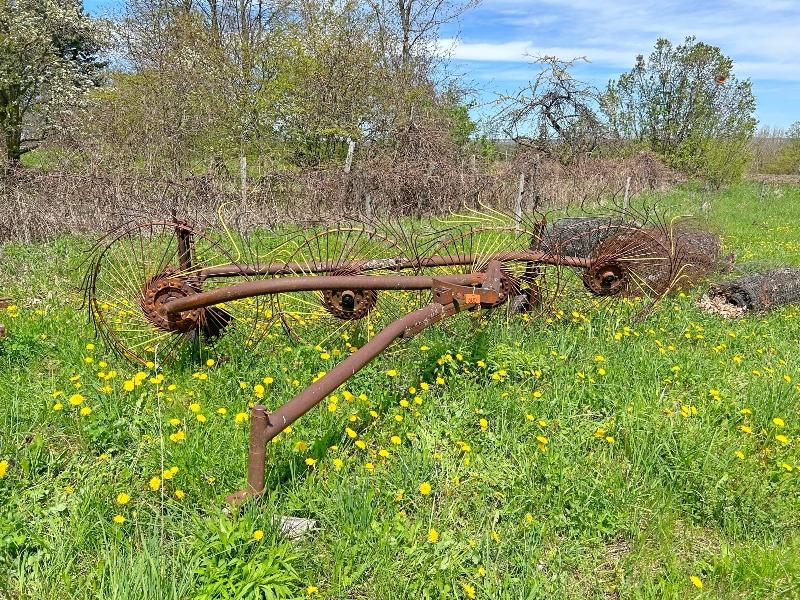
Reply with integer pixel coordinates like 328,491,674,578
1,182,800,599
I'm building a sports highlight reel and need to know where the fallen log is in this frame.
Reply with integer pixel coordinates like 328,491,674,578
701,268,800,316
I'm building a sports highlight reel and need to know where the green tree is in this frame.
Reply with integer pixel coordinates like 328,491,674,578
764,121,800,175
0,0,104,164
602,37,756,185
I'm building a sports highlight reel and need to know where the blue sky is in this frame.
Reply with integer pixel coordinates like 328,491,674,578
85,0,800,129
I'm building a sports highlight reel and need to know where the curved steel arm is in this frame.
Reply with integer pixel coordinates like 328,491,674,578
228,301,459,502
164,273,485,314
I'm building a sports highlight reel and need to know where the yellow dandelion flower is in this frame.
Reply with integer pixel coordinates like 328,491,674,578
148,476,161,491
53,402,63,411
690,575,703,589
0,460,9,478
79,406,92,417
305,457,317,466
332,458,344,469
234,412,248,424
113,514,125,524
116,492,130,505
386,369,398,377
252,529,264,541
773,417,785,427
427,528,439,543
419,481,432,495
174,489,185,499
390,435,402,445
69,394,84,406
775,434,789,444
462,583,476,599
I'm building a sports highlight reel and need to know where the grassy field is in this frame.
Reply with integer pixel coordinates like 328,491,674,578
1,181,800,599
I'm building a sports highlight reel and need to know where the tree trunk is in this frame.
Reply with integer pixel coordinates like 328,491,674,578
1,85,23,164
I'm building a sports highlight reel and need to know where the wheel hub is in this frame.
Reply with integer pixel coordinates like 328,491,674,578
583,261,627,296
322,288,378,320
140,269,201,332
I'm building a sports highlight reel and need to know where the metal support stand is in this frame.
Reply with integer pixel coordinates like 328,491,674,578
226,404,268,506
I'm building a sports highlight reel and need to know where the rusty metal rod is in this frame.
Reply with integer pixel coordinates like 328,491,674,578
260,302,457,446
164,273,485,314
201,251,591,278
246,405,269,495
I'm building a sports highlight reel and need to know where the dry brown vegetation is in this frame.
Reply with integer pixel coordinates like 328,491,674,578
1,150,682,242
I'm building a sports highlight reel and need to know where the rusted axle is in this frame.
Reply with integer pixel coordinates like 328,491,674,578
201,251,591,278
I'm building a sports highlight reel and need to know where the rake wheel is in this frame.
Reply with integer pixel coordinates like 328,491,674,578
84,220,259,366
272,225,421,345
585,226,677,298
421,222,565,320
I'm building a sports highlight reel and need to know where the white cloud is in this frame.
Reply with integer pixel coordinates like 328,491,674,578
449,0,800,81
439,38,637,66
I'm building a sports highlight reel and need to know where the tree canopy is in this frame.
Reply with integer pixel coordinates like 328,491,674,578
0,0,104,162
601,36,756,185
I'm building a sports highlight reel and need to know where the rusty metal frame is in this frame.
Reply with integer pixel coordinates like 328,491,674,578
86,221,625,504
155,249,607,504
218,269,499,504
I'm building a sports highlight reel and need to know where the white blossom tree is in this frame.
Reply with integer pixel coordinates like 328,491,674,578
0,0,105,164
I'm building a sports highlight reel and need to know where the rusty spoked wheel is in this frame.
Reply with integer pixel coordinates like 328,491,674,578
84,220,260,366
421,222,566,323
272,225,422,347
585,226,678,299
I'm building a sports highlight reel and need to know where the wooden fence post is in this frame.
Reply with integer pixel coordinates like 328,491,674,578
622,176,631,216
344,140,356,174
239,155,247,203
514,172,526,224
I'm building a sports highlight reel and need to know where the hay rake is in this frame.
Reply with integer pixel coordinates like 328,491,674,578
83,208,721,502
